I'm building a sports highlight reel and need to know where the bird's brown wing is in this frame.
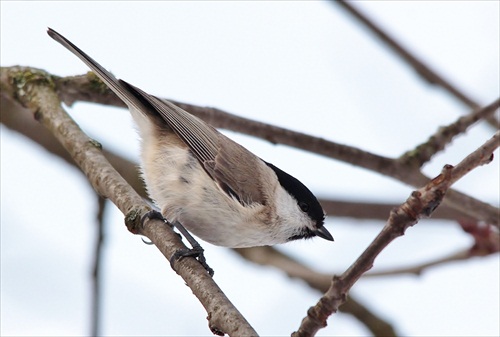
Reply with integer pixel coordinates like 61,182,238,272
120,81,269,206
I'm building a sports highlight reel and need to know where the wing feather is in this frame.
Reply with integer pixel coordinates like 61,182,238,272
48,28,271,206
119,81,270,205
120,80,218,163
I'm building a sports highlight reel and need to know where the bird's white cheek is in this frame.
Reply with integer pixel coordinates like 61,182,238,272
274,186,314,235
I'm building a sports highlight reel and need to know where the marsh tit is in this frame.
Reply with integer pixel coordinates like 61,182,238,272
48,28,333,248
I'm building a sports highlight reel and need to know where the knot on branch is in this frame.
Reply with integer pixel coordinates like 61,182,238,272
9,67,56,104
125,209,144,235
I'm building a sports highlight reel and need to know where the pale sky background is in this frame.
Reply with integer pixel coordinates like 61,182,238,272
1,1,499,336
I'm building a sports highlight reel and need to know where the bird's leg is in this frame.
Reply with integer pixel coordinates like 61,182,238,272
141,210,214,277
169,221,214,277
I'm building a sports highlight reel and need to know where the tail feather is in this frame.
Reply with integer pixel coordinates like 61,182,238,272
47,28,143,112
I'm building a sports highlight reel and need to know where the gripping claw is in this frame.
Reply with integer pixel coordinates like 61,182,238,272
141,211,214,276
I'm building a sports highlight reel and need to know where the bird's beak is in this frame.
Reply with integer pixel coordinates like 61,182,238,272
314,226,334,241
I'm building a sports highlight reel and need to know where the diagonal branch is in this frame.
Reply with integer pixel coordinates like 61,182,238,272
292,131,499,337
4,88,492,332
233,247,398,337
331,1,495,120
1,66,258,337
399,98,500,168
2,65,497,337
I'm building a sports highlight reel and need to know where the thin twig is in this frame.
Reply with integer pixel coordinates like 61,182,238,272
292,131,499,337
233,247,398,337
363,221,500,278
332,1,500,130
364,250,469,278
91,196,107,336
399,98,500,168
449,132,498,185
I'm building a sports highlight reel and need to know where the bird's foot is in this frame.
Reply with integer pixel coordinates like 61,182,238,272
141,210,214,276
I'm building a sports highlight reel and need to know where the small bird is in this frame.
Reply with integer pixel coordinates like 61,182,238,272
47,28,333,249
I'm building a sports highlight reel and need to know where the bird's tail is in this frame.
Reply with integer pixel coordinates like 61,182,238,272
47,28,144,112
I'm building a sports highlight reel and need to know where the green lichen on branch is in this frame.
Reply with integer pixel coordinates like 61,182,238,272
86,71,110,95
10,67,56,102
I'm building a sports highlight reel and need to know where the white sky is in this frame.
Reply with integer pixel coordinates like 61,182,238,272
1,1,499,336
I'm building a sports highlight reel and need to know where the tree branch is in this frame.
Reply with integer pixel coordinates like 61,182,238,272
399,98,500,168
332,0,500,130
233,247,397,337
1,66,258,337
362,220,500,278
292,131,499,337
364,249,468,278
0,83,481,224
2,66,497,335
91,196,106,336
50,71,499,226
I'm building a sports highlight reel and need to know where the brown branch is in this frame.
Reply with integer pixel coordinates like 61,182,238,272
1,90,404,333
449,133,498,184
399,98,500,168
318,199,475,222
49,72,499,226
363,219,500,278
332,0,500,131
292,131,499,337
91,196,106,336
1,66,258,337
364,250,469,278
363,222,500,276
3,66,497,336
3,67,498,227
3,91,488,333
3,67,497,226
0,92,479,224
234,247,397,337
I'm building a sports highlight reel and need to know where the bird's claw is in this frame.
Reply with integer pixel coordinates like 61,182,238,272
170,245,214,277
142,210,214,277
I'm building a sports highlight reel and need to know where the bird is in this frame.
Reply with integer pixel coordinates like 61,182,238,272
47,28,333,250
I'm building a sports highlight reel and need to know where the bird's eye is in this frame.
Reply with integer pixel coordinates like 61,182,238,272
299,202,309,212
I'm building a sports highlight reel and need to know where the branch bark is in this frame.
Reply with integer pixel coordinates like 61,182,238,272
91,196,106,336
0,82,481,224
233,247,397,337
2,66,498,336
332,0,500,129
1,66,258,337
49,71,499,226
292,131,499,337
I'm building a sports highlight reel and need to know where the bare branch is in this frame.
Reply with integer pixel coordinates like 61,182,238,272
399,99,500,168
365,250,469,278
365,221,499,276
332,0,500,131
233,247,397,337
47,71,499,226
4,87,489,333
0,83,481,224
91,196,107,336
318,199,475,222
292,132,499,337
1,66,258,337
449,132,498,184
